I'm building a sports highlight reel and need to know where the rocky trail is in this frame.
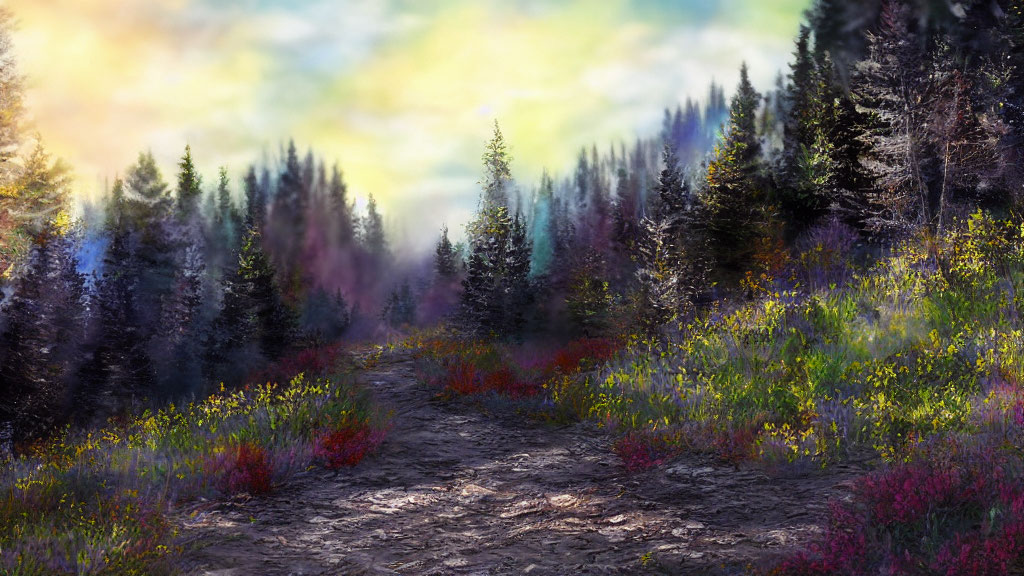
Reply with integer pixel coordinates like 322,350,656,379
181,350,867,575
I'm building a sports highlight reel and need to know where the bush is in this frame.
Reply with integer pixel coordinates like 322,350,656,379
314,421,386,470
218,442,273,495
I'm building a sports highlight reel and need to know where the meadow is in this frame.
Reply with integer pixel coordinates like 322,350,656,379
414,212,1024,575
0,346,386,575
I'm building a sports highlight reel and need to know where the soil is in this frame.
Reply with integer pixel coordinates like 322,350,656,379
180,349,869,576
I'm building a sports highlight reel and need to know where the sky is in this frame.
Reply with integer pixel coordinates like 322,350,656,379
7,0,810,250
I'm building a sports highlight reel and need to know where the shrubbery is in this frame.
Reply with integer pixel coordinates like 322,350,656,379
0,366,385,575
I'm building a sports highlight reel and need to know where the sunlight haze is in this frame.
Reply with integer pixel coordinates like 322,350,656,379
9,0,809,248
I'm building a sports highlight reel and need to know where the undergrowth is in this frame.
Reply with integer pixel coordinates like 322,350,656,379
0,345,386,575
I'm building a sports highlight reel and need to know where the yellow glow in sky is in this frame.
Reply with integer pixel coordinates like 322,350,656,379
7,0,809,247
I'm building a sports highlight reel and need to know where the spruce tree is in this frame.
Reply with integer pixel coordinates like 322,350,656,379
461,122,532,337
77,217,154,423
176,145,202,216
779,25,823,227
655,145,689,229
0,229,85,442
634,217,682,332
243,166,265,231
328,164,355,245
434,224,459,280
699,63,771,275
361,194,388,261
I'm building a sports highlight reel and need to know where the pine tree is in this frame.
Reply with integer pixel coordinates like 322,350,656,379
853,0,931,235
0,229,85,442
382,281,416,328
237,227,294,360
215,167,232,224
634,217,683,332
158,242,206,396
0,8,22,180
434,224,459,280
853,1,996,235
208,227,295,380
176,145,202,216
699,63,771,274
270,140,310,302
77,218,154,423
461,123,532,337
299,286,351,344
1,140,71,278
328,164,355,245
243,166,266,231
565,249,612,336
655,145,689,228
779,25,821,224
361,194,388,260
481,121,513,208
529,172,555,277
125,150,171,221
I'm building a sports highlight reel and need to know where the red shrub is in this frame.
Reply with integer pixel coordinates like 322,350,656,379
772,442,1024,576
713,425,756,465
545,338,620,376
245,344,344,386
614,430,675,473
313,422,385,470
219,442,273,495
481,367,540,398
439,361,481,395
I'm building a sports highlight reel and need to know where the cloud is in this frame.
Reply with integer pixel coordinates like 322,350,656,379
5,0,810,247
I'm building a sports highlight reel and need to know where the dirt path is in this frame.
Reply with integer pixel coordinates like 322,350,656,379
181,350,867,576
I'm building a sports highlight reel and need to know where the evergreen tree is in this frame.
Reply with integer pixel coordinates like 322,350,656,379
481,121,513,208
382,281,416,328
634,217,683,332
328,164,355,245
699,63,772,274
779,25,822,225
176,145,202,216
271,140,310,301
434,224,459,280
208,227,295,380
853,2,996,235
530,172,556,277
655,145,689,228
158,242,206,396
216,167,232,225
243,166,266,231
77,217,154,423
461,123,532,337
1,141,71,278
0,229,85,442
125,150,171,219
361,193,388,260
0,8,23,181
299,286,350,344
565,249,612,337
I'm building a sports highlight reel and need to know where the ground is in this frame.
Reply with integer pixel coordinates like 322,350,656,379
180,349,867,576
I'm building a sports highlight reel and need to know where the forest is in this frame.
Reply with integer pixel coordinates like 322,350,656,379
2,0,1024,574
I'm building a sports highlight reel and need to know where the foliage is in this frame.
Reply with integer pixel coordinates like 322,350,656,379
0,364,384,575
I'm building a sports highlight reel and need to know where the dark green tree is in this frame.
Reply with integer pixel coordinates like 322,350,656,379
699,63,772,274
461,123,532,337
176,145,202,216
434,224,459,280
76,215,154,424
382,281,416,328
361,193,388,261
243,166,266,231
208,227,295,380
0,228,85,442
